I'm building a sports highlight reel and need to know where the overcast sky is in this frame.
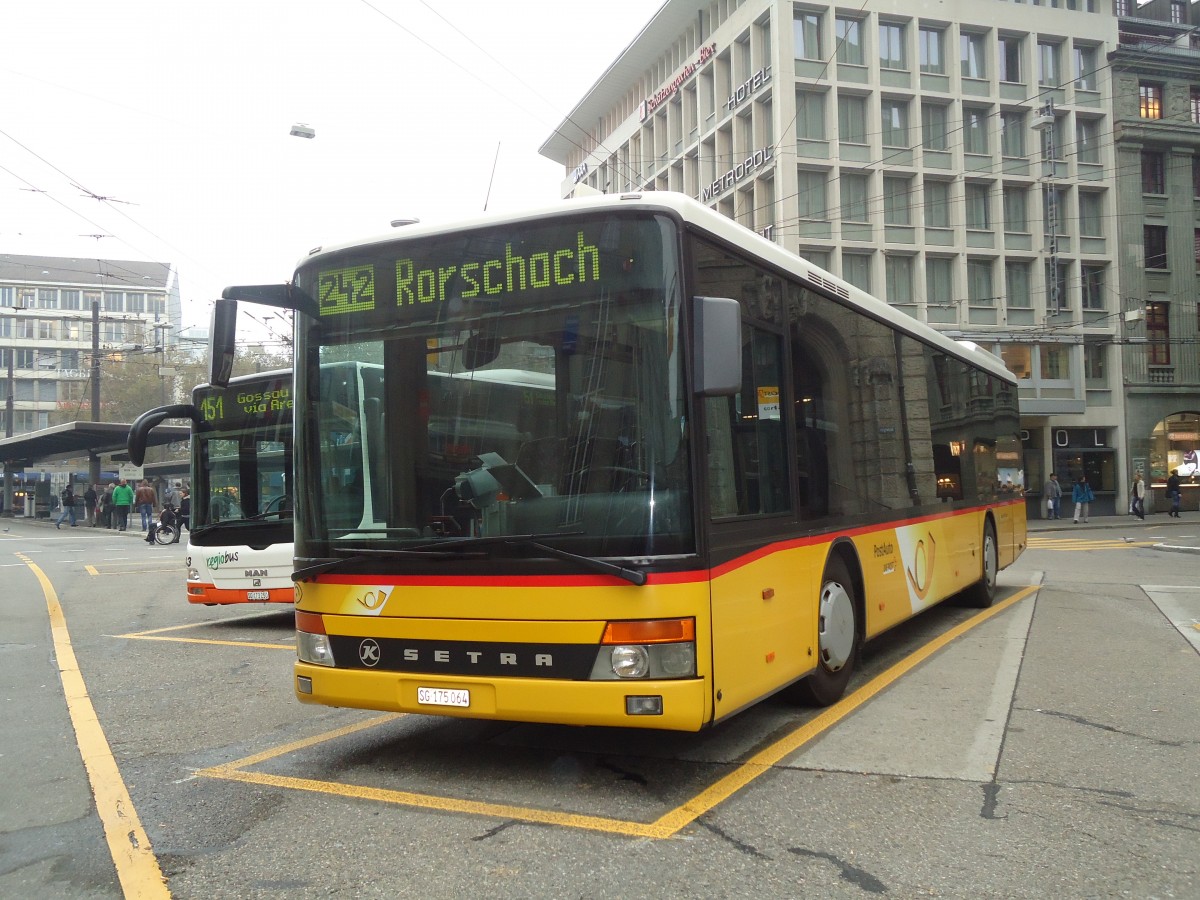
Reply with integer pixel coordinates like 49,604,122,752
1,1,660,345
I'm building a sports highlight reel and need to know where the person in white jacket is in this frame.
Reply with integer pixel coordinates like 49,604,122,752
1130,471,1146,520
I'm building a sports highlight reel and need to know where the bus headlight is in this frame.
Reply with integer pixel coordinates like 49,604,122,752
610,645,649,678
187,567,200,581
589,618,697,680
296,611,335,666
297,631,335,666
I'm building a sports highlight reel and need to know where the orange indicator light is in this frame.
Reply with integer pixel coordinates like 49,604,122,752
602,618,695,645
295,611,326,634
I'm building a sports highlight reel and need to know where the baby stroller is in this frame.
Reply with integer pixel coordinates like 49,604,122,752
148,503,180,545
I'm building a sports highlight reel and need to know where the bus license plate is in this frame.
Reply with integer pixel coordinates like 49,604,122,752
247,590,270,600
417,687,470,708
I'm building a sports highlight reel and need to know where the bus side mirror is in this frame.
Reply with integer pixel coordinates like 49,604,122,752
127,404,203,466
209,298,237,388
693,296,742,396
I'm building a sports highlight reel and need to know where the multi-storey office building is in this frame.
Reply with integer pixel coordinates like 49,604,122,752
1111,0,1200,512
0,254,180,436
543,0,1124,514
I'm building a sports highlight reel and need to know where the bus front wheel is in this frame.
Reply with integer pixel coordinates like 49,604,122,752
794,555,859,706
960,521,998,609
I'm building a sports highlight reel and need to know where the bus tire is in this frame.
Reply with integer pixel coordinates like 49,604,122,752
794,555,859,706
960,520,998,608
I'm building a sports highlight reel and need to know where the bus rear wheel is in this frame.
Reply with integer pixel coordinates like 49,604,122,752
960,521,998,608
794,555,859,706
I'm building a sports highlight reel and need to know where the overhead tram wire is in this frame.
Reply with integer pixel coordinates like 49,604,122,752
355,0,644,193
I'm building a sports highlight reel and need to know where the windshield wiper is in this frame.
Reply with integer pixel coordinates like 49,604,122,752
293,533,647,585
507,539,646,586
292,546,486,581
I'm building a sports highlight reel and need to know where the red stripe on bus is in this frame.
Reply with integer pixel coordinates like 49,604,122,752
310,501,1017,589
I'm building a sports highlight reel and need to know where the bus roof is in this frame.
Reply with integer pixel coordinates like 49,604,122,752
295,192,1016,385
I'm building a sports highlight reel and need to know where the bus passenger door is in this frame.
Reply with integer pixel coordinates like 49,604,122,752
704,323,811,719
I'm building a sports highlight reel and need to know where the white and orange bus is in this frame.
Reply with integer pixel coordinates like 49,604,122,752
221,192,1026,730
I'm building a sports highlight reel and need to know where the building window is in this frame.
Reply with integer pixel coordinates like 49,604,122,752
1142,152,1165,194
926,257,953,307
1078,192,1103,237
60,290,81,310
1081,265,1106,311
1146,301,1170,365
883,176,912,225
1192,89,1200,124
797,171,827,219
795,13,822,61
967,258,994,306
961,32,985,79
16,349,35,369
37,289,57,309
963,107,989,155
836,18,863,65
838,94,867,143
966,183,991,229
999,35,1022,83
1004,185,1028,232
796,91,825,140
841,172,870,222
0,286,12,307
1001,111,1025,158
1038,41,1060,87
1074,45,1097,91
881,99,908,147
1145,225,1168,269
1195,228,1200,269
842,254,871,291
1040,344,1069,380
1038,114,1064,161
922,103,949,150
1043,186,1067,235
919,27,945,74
1075,119,1100,164
1194,157,1200,198
879,22,906,70
1171,0,1186,24
1046,261,1069,313
885,255,913,304
103,291,123,312
924,180,951,228
1084,342,1106,382
1116,0,1132,14
1006,260,1032,308
1140,83,1164,119
1001,344,1032,379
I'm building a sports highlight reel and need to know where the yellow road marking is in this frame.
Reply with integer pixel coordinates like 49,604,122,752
19,553,170,897
121,634,294,650
115,610,295,649
198,585,1040,839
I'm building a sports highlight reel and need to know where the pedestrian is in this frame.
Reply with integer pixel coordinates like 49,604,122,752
176,488,190,542
1167,468,1183,517
101,483,115,528
134,479,158,532
112,478,134,531
1042,472,1062,520
54,483,78,529
83,483,98,526
1072,475,1095,524
1130,471,1146,520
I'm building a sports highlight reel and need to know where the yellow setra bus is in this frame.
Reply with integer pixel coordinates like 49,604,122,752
221,192,1026,731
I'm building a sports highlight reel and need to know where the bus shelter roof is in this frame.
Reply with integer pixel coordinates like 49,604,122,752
0,421,190,467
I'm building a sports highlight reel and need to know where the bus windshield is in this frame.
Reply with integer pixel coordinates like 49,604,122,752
294,212,693,560
191,373,294,532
